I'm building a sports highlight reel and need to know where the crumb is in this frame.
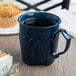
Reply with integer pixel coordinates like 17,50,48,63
0,50,6,57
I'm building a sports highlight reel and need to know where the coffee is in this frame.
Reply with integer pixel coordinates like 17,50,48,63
23,18,56,27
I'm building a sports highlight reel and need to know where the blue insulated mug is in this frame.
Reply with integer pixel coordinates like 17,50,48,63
18,12,71,66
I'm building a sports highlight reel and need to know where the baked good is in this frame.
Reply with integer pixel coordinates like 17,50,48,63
0,50,6,57
0,3,21,18
0,1,21,28
0,16,17,28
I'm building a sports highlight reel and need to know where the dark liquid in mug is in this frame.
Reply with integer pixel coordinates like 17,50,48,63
23,18,56,27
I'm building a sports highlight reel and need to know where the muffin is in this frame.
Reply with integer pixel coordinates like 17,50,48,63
0,2,21,28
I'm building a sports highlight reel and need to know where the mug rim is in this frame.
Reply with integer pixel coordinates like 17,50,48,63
18,12,61,29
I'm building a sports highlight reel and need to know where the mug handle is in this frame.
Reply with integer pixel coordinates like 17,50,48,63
52,29,71,58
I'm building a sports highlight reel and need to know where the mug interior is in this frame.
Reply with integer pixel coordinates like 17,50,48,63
18,12,61,28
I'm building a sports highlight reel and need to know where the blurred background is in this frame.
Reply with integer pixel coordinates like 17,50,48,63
70,0,76,13
5,0,76,13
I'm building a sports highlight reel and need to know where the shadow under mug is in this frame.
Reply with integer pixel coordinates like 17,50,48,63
18,12,71,66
